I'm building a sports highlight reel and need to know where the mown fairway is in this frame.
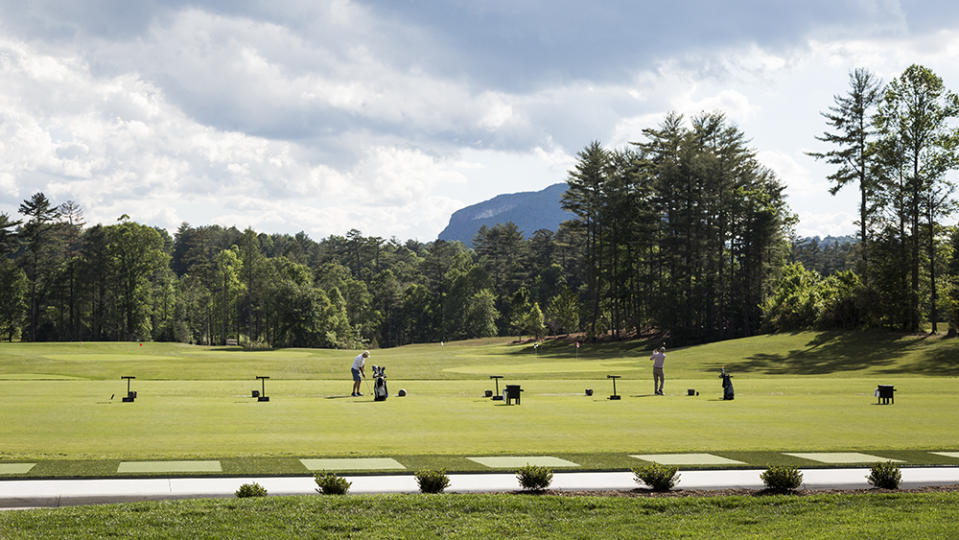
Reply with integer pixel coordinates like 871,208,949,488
1,331,958,467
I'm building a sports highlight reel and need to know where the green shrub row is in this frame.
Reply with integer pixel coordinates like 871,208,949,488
237,462,902,498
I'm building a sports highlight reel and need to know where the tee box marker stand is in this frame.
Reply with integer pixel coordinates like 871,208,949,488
607,375,621,400
121,376,136,402
489,375,504,401
256,376,270,402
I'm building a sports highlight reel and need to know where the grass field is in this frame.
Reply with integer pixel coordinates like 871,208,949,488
2,492,959,539
1,331,958,475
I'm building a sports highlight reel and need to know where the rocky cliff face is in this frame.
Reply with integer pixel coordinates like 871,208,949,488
437,183,573,247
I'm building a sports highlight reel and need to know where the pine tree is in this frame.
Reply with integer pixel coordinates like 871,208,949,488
18,193,60,341
809,68,882,280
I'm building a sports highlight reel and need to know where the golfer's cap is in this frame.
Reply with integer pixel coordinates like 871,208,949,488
363,350,370,357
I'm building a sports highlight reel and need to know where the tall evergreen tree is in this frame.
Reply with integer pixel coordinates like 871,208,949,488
58,201,85,340
809,68,882,279
0,213,25,340
562,141,608,338
0,213,20,256
875,64,959,332
18,193,60,341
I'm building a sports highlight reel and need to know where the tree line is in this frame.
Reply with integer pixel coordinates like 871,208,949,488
0,112,798,347
774,64,959,333
2,64,957,348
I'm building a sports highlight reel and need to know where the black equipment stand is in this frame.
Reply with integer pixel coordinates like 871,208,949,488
607,375,621,400
121,376,136,402
256,376,270,402
489,375,504,401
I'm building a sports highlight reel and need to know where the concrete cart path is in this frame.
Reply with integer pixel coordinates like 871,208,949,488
2,467,958,509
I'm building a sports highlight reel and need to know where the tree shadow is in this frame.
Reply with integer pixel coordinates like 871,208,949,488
506,338,654,359
725,331,959,376
881,342,959,376
207,347,275,352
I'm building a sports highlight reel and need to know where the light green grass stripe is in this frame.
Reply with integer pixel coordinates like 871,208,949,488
630,453,745,465
0,463,35,474
931,451,959,459
446,360,641,375
784,452,903,463
0,374,84,380
467,456,580,468
299,458,406,471
117,461,222,473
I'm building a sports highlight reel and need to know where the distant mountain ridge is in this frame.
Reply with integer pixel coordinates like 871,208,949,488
438,183,574,247
797,235,857,246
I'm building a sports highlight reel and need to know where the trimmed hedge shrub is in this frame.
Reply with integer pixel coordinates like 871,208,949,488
415,469,451,494
761,465,803,492
867,462,902,489
516,464,553,491
315,471,351,495
632,462,681,492
234,482,268,498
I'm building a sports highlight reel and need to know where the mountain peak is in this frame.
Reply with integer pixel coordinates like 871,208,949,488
437,183,573,247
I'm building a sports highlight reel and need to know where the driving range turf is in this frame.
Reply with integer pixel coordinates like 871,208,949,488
1,331,958,477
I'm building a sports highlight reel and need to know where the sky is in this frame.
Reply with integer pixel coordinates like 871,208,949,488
2,1,959,242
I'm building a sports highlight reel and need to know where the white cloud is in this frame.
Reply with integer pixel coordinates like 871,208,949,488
794,209,858,238
606,112,664,149
757,150,829,198
673,89,755,121
4,2,959,242
0,35,476,240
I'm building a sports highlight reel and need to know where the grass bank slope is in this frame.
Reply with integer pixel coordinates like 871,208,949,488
2,330,958,381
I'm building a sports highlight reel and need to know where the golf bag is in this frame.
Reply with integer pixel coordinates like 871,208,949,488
720,367,734,400
372,365,388,402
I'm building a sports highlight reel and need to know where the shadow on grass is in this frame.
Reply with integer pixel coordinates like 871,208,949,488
207,347,276,352
506,338,655,359
887,342,959,376
725,331,959,376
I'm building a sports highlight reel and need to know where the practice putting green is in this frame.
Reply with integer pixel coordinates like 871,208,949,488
630,453,746,465
117,461,222,473
0,463,35,474
783,452,903,464
299,458,406,471
466,456,580,468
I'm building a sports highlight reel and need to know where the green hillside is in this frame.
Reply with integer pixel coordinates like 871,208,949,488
1,331,957,381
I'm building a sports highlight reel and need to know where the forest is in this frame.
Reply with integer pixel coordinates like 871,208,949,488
1,64,958,348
